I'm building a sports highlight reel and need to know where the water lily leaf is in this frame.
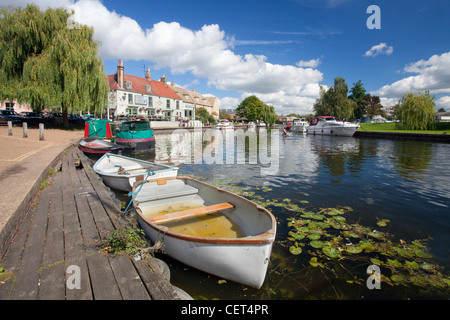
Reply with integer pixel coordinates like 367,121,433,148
376,218,390,227
343,230,359,238
289,246,302,255
387,259,403,268
293,233,305,240
299,200,309,204
345,246,363,254
370,258,383,266
414,248,433,259
333,216,346,222
322,246,341,258
404,260,419,270
309,257,324,268
391,274,407,285
396,247,414,258
310,240,324,248
308,234,321,240
367,230,384,239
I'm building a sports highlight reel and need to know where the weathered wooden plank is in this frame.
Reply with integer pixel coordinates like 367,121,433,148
9,182,52,300
86,254,122,300
37,263,66,300
109,255,151,300
132,258,181,300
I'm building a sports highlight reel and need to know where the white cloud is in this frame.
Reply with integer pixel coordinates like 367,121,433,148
296,58,321,68
373,51,450,98
364,42,394,57
436,96,450,111
219,97,240,110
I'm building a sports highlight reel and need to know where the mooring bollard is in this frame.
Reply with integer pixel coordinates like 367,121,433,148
39,122,45,140
8,121,12,136
23,122,28,138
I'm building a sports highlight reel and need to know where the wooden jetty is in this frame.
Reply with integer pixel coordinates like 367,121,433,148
0,146,181,300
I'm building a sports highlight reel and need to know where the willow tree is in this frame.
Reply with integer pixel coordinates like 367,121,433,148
0,4,69,105
395,92,435,130
1,4,108,126
261,104,277,126
23,24,109,126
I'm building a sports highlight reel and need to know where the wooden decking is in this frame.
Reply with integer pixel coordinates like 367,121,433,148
0,146,181,300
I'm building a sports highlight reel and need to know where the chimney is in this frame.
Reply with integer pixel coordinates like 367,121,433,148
117,60,124,88
160,74,167,85
145,68,152,81
192,88,195,92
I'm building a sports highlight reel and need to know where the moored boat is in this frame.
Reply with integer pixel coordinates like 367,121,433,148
116,120,155,152
133,176,276,288
213,119,234,130
290,118,309,133
78,137,123,158
93,153,178,192
306,116,359,137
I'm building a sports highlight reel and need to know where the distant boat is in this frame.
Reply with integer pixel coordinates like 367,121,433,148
133,176,276,289
257,121,266,127
247,122,256,128
116,120,155,152
213,119,234,130
93,153,178,192
78,137,123,158
290,118,309,133
306,116,359,137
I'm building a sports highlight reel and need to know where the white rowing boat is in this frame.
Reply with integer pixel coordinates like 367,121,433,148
133,176,277,288
93,153,178,192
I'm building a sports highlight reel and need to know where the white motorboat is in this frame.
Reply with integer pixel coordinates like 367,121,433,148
133,176,276,288
213,119,234,130
93,153,178,192
306,116,359,137
290,118,309,133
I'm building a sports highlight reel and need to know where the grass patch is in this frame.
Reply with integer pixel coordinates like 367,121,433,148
359,122,450,134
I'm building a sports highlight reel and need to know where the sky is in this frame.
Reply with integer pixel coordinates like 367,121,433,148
2,0,450,114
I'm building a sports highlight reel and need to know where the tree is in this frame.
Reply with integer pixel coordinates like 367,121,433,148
0,5,108,126
348,80,367,119
260,104,277,126
236,96,265,121
395,92,435,130
363,94,384,118
195,107,216,125
313,77,355,120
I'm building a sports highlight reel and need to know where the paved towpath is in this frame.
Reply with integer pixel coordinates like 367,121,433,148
0,126,181,300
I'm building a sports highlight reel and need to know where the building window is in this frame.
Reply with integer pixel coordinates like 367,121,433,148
146,85,151,92
166,99,170,109
126,81,132,89
128,94,133,104
148,96,153,107
176,101,180,109
128,107,138,115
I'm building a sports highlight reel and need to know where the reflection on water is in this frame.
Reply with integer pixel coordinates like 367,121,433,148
129,129,450,299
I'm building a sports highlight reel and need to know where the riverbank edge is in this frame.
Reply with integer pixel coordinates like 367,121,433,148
355,130,450,143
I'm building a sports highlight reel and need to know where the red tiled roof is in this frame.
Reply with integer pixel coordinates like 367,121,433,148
108,73,181,100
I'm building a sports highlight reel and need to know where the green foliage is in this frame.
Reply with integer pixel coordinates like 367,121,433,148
0,4,108,125
348,80,367,118
102,226,148,257
236,95,264,122
313,77,356,120
195,107,216,125
395,92,435,130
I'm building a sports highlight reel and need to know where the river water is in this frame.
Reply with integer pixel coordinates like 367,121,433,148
122,128,450,300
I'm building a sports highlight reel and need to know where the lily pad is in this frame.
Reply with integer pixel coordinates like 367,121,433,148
376,218,390,227
343,230,360,238
308,234,321,240
310,240,325,248
414,248,433,259
345,246,363,254
289,246,302,255
322,246,341,259
367,230,385,239
309,257,324,268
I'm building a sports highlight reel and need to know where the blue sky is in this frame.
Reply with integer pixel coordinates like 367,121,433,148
3,0,450,114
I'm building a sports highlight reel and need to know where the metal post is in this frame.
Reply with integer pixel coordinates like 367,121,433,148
39,122,45,140
23,122,28,138
8,121,12,136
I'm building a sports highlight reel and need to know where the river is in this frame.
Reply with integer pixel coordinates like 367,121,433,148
122,127,450,299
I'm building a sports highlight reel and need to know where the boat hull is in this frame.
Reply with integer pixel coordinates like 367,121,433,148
307,125,359,137
133,177,276,288
78,138,123,158
93,153,178,192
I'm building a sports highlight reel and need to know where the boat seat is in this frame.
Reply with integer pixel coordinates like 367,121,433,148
148,202,235,224
136,179,199,202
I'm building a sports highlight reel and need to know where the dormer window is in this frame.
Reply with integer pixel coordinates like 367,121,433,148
126,81,132,89
146,85,151,92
